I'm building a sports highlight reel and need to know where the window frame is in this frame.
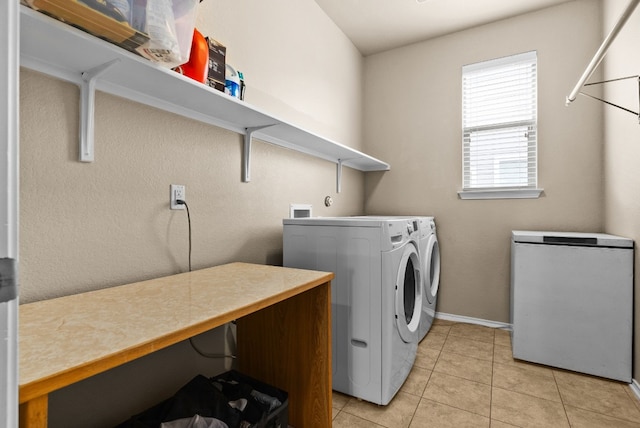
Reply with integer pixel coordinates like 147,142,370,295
458,51,543,200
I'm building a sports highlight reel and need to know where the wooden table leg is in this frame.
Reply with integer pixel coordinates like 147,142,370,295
237,281,332,427
19,395,48,428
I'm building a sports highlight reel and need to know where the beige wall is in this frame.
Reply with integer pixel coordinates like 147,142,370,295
363,0,604,323
19,0,363,426
196,0,363,151
602,0,640,383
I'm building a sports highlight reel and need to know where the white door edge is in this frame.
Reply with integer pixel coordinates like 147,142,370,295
1,0,20,426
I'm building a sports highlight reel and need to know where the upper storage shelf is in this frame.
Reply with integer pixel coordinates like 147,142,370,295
19,5,389,187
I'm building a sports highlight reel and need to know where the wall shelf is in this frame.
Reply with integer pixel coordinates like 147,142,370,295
19,6,390,191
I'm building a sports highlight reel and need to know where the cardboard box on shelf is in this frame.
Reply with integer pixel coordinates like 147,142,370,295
23,0,149,53
206,37,226,92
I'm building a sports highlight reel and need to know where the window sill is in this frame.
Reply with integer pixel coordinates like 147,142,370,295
457,188,543,200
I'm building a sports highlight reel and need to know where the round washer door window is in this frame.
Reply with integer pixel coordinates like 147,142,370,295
425,235,441,304
395,243,422,343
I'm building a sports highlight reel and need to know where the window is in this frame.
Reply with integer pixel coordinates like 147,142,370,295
460,51,541,199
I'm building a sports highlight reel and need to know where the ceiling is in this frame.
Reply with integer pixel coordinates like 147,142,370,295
314,0,575,56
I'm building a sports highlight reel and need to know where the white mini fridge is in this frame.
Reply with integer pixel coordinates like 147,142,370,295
511,231,633,382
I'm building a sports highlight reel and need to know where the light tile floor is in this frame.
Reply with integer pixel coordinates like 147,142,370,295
331,319,640,428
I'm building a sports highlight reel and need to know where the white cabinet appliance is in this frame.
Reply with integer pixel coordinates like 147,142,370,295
511,231,633,382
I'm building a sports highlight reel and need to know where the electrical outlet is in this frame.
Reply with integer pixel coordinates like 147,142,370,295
170,184,185,210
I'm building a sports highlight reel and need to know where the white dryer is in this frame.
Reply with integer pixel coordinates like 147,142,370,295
416,217,440,341
282,217,422,405
353,216,441,341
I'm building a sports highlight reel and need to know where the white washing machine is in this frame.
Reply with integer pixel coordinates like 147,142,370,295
282,217,422,405
416,217,440,341
351,216,441,342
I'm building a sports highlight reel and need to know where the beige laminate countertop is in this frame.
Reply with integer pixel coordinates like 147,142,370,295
19,262,333,403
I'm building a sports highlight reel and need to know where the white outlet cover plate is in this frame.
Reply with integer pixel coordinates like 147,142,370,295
170,184,185,210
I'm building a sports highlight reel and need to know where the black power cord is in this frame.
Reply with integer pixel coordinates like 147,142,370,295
176,199,192,273
177,198,235,360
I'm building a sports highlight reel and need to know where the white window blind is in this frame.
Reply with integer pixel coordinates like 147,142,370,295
462,51,537,191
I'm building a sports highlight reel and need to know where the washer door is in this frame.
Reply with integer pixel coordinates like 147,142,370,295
395,243,422,343
425,234,441,304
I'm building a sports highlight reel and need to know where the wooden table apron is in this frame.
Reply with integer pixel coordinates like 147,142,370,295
18,262,333,428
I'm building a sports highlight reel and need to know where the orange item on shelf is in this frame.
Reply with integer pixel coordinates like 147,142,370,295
175,28,209,83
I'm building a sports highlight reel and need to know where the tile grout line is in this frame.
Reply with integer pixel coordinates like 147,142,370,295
406,395,421,427
554,392,640,425
435,348,493,365
430,323,494,423
418,396,493,423
490,384,568,406
408,343,441,428
551,370,572,427
491,332,568,427
430,324,493,387
447,334,496,345
554,369,640,425
421,324,495,424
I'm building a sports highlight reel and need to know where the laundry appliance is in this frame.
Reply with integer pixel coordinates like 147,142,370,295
350,216,441,341
511,231,633,382
282,217,422,405
416,217,440,341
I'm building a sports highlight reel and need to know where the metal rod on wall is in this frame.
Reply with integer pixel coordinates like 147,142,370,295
566,0,640,105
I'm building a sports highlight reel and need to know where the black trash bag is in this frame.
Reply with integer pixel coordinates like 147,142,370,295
116,375,242,428
213,378,267,425
210,371,288,428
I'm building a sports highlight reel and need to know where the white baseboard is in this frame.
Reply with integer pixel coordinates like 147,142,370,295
435,312,511,330
631,379,640,401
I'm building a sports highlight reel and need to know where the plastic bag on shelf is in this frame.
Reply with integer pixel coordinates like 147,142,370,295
132,0,198,68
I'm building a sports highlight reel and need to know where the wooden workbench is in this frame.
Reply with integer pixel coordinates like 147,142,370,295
18,262,333,427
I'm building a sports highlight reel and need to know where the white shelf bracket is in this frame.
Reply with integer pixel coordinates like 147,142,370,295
79,59,119,162
336,157,362,193
242,125,277,182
